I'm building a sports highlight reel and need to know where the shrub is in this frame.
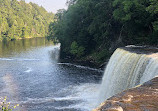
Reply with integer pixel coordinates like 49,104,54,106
0,96,19,111
70,41,85,58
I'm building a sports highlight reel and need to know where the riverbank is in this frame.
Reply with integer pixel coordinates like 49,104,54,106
62,45,158,69
0,36,46,41
60,48,112,69
60,54,109,70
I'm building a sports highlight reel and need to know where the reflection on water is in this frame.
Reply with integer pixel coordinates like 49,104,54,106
0,38,54,58
0,38,102,111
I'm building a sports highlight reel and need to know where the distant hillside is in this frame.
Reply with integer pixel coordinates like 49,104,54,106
0,0,54,40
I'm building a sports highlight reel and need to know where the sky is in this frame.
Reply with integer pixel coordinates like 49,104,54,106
25,0,68,13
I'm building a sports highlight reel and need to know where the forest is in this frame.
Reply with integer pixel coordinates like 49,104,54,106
0,0,54,40
0,0,158,66
48,0,158,65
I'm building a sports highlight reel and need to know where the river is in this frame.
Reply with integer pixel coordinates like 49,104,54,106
0,38,103,111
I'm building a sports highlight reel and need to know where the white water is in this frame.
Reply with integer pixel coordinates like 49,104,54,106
8,83,99,111
57,63,103,73
98,48,158,104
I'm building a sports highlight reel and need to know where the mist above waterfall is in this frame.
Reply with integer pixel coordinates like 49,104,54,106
98,47,158,104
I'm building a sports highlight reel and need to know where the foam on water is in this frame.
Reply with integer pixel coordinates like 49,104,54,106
0,58,14,61
9,83,99,111
24,67,33,73
57,63,103,73
0,58,40,61
98,48,158,104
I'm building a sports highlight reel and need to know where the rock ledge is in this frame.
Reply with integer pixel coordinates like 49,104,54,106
93,77,158,111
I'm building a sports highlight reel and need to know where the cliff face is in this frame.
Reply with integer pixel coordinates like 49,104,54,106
94,77,158,111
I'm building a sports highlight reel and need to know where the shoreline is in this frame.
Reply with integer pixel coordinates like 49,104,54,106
60,57,107,70
0,36,46,41
60,45,158,70
17,36,45,40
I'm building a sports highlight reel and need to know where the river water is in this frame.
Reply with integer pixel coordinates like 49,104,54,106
0,38,103,111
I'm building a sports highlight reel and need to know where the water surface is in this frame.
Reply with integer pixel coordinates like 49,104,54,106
0,38,102,111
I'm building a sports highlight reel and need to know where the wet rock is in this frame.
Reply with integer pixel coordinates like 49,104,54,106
94,77,158,111
106,106,123,111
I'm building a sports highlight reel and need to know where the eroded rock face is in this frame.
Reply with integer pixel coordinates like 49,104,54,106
94,77,158,111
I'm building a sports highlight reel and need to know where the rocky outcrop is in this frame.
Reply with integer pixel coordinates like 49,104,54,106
93,77,158,111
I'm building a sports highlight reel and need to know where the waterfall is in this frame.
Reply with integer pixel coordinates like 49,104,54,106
98,47,158,104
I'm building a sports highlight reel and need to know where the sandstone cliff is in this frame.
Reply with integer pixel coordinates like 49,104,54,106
94,77,158,111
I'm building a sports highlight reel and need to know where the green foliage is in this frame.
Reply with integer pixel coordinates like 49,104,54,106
146,0,158,14
91,49,110,64
48,0,158,62
48,0,116,59
70,41,78,55
113,0,158,44
70,41,85,58
77,46,85,57
0,0,54,40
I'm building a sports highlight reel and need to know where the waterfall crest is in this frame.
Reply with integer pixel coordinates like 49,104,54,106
98,47,158,104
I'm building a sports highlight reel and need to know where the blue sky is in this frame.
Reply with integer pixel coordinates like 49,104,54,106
25,0,67,13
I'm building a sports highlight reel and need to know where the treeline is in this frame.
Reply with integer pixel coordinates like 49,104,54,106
0,0,54,40
48,0,158,64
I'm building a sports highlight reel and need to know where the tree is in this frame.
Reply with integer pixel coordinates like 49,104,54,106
0,0,54,40
48,0,158,61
